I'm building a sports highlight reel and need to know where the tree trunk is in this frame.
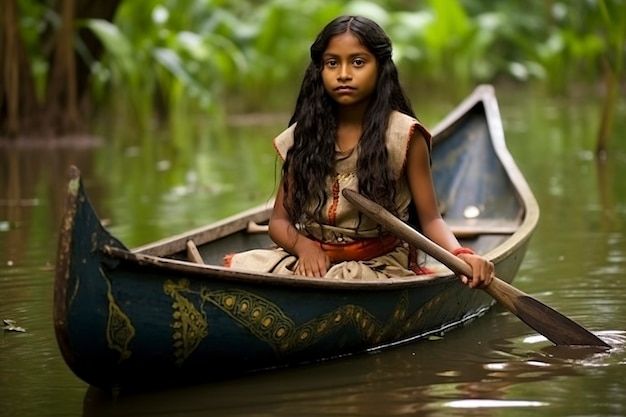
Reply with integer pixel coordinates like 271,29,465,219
595,58,616,158
0,0,39,138
0,0,122,139
45,0,81,134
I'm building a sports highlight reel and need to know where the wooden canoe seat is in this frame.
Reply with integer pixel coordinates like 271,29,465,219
186,240,205,264
246,220,519,239
445,220,520,238
247,221,270,234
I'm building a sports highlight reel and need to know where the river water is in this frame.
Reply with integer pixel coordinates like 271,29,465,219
1,86,625,417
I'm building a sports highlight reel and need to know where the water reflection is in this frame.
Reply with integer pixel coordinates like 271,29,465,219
81,308,593,417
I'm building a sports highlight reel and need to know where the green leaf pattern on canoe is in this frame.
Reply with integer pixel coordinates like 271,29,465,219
163,279,455,367
103,270,136,362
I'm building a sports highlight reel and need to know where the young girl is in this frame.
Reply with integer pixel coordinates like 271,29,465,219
226,15,494,288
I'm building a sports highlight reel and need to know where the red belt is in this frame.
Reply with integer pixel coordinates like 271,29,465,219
316,234,400,262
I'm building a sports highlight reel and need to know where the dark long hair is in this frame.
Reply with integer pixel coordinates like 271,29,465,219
283,15,415,225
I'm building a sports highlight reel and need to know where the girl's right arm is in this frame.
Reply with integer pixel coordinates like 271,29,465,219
268,183,331,277
406,130,494,288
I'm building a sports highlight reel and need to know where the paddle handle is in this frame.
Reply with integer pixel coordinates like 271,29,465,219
344,191,521,307
342,189,471,273
401,225,474,277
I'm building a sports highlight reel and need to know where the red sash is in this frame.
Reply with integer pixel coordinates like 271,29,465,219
316,234,400,262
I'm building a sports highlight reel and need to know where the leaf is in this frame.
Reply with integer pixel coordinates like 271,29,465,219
152,48,195,86
2,319,26,333
81,19,136,77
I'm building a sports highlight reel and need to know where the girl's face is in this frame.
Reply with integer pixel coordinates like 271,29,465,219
321,32,378,109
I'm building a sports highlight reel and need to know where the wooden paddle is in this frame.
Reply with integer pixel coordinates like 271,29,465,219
343,189,610,348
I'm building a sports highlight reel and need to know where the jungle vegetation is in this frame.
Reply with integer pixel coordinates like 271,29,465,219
1,0,624,154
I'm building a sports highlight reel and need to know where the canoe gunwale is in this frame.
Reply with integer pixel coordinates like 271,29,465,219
103,245,459,290
133,201,275,257
53,166,81,373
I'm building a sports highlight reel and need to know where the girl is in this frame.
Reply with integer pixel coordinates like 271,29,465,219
226,15,494,287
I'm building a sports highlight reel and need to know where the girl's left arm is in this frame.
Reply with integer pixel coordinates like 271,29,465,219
405,130,494,288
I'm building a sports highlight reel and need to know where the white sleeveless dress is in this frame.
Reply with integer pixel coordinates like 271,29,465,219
227,111,436,280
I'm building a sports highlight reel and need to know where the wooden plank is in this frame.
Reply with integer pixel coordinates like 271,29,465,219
448,223,519,238
186,240,205,264
247,221,270,234
246,221,519,238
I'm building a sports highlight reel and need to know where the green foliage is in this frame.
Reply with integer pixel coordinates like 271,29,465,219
484,0,625,93
17,1,53,101
82,1,248,133
15,0,626,136
598,0,625,76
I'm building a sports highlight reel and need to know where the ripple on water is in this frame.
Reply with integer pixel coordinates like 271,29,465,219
443,399,547,408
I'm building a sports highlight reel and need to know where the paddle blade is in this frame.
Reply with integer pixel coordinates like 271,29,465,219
485,279,610,347
514,300,609,347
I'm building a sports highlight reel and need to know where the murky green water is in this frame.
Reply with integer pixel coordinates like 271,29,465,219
1,86,625,417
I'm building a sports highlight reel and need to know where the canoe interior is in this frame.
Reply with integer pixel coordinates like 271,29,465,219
143,95,523,268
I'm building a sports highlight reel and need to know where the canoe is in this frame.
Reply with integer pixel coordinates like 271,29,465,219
54,84,539,391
